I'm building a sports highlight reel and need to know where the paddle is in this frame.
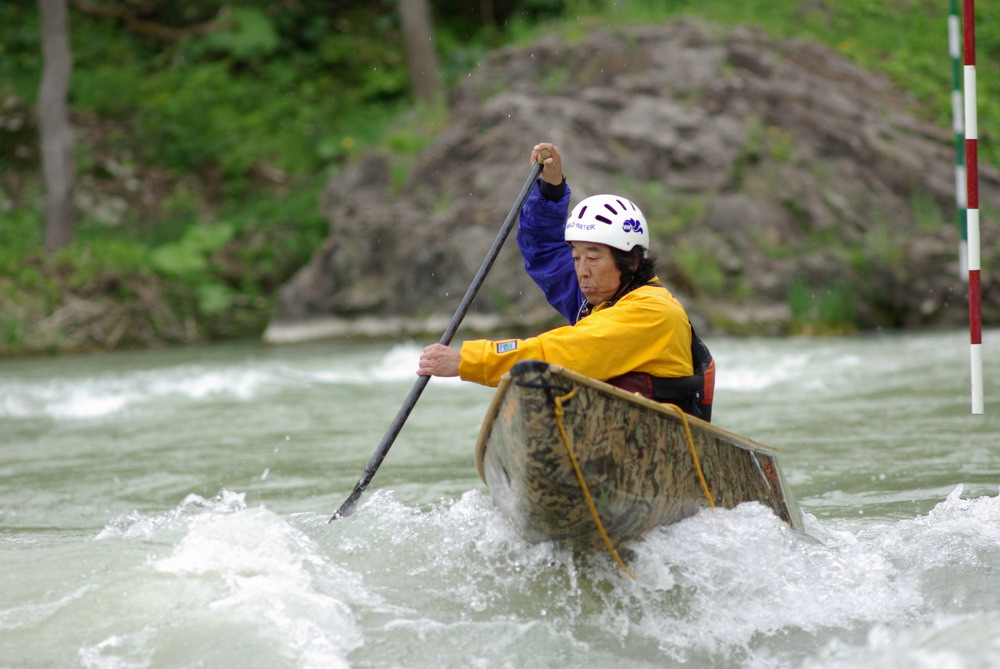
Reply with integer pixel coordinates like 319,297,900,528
329,150,550,521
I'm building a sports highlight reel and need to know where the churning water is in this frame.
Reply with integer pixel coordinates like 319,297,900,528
1,329,999,668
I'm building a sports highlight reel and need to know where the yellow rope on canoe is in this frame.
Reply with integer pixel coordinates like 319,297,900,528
665,403,716,509
553,387,636,580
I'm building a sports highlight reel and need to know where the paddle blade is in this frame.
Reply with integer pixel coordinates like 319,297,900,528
330,487,363,521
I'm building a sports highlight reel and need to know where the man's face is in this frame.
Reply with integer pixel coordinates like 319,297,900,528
571,242,621,305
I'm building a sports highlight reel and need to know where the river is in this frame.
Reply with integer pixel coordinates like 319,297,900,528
1,328,999,668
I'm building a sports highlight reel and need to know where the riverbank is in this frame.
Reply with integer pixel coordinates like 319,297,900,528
270,20,998,342
4,7,999,358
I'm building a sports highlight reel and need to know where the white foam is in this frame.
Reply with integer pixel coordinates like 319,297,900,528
319,485,1000,666
86,491,367,669
714,351,813,391
156,507,363,667
626,504,921,659
95,490,248,540
0,344,428,420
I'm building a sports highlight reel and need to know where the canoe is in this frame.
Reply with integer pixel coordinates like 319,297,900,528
474,360,803,551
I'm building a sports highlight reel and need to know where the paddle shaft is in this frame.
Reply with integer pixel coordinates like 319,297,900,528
330,154,547,520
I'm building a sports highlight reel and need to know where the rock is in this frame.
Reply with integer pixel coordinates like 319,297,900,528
265,19,999,343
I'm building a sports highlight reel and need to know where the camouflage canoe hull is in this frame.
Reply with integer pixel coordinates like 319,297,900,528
474,360,803,549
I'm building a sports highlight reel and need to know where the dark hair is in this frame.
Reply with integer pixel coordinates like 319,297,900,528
612,247,657,294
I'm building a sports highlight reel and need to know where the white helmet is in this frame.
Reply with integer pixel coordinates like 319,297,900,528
565,194,649,252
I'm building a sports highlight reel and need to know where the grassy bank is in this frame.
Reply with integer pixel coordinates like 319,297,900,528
1,0,996,354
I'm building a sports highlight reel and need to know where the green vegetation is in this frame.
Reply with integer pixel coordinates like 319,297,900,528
787,277,858,335
1,0,997,353
732,117,796,186
672,241,727,295
911,191,949,230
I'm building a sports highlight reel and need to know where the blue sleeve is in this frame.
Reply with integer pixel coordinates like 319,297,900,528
516,180,583,323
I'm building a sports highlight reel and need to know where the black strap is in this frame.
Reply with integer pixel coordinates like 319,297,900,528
690,327,712,375
652,325,713,421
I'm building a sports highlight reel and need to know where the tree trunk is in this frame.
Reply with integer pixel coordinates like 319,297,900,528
397,0,444,108
38,0,75,253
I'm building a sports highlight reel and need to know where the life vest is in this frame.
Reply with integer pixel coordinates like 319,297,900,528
579,280,715,421
606,327,715,422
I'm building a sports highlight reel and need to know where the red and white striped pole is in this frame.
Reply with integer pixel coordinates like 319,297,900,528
963,0,983,414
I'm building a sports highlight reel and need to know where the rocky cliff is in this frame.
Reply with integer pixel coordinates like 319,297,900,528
265,19,999,344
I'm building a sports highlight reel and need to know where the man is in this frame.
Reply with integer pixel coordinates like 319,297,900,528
418,142,714,420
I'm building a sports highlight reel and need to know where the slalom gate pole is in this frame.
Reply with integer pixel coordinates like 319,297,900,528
949,0,968,280
963,0,984,414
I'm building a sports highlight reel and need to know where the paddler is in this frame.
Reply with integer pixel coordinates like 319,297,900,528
418,142,714,420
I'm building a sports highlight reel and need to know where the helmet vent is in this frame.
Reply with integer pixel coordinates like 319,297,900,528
566,193,648,251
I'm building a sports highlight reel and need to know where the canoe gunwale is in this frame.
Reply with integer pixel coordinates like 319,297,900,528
474,362,783,483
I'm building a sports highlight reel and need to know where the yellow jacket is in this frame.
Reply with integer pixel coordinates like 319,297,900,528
459,279,693,387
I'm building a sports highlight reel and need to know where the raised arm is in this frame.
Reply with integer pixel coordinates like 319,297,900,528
517,143,583,323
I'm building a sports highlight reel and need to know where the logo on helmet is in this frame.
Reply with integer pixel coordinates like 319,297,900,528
622,218,643,234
